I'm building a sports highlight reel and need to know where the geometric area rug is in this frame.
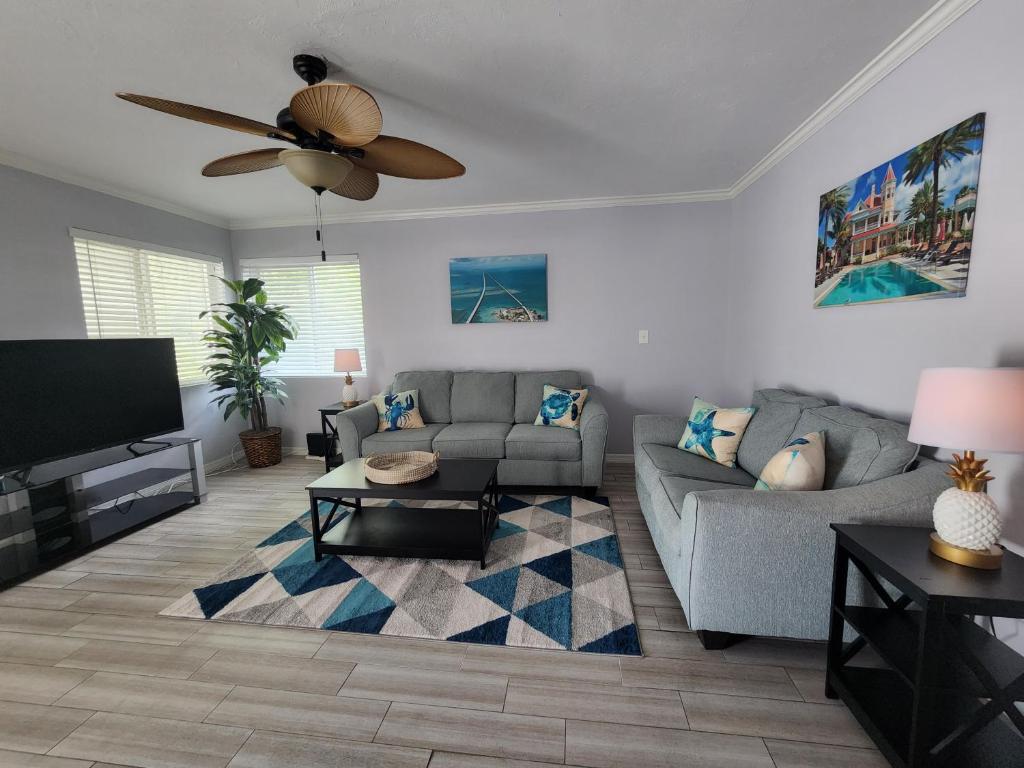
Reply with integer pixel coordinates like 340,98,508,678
162,494,641,655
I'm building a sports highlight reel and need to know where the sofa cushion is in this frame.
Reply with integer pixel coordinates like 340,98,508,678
534,385,589,430
451,371,515,422
514,370,582,423
433,422,511,459
641,443,756,486
362,423,447,455
505,424,582,461
791,405,919,489
371,389,425,432
393,371,453,424
678,397,755,468
661,476,743,520
737,389,829,478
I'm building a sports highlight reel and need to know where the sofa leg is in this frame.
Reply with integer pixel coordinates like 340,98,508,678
696,630,740,651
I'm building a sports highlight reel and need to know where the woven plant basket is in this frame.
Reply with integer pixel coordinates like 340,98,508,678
239,427,283,468
365,451,439,484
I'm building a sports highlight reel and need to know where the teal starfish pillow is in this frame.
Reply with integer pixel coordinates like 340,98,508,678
678,397,756,467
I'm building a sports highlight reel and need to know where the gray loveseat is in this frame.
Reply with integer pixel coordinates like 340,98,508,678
335,370,608,491
634,388,950,647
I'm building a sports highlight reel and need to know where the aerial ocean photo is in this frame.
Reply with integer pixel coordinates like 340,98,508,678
449,254,548,323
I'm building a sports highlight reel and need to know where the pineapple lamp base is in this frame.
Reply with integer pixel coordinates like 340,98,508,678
929,532,1003,569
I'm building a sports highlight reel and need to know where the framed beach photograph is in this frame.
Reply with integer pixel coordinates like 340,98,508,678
814,113,985,308
449,254,548,323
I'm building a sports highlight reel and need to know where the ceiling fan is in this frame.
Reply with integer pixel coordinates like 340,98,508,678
116,54,465,204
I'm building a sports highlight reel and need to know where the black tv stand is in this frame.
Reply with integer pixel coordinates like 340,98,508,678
0,437,205,584
126,439,175,457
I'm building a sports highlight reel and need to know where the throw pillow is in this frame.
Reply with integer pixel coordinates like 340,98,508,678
372,389,426,432
678,397,756,467
535,384,589,430
755,431,826,491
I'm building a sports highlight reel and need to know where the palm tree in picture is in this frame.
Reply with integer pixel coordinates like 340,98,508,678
829,220,852,267
902,113,984,248
818,185,851,265
904,180,944,244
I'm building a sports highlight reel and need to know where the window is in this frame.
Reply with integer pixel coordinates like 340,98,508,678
239,257,365,376
72,230,225,386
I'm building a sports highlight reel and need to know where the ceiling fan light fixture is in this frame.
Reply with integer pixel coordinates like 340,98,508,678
279,149,353,193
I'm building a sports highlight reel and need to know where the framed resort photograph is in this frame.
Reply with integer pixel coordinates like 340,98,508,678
814,113,985,308
449,254,548,323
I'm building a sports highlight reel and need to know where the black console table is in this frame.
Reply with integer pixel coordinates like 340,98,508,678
827,524,1024,767
0,438,204,584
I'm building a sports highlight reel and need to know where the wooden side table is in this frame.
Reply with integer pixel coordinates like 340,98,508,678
317,401,365,474
827,524,1024,767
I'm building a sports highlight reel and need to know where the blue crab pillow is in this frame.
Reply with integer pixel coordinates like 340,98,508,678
678,397,755,467
372,389,426,432
535,384,589,430
755,432,826,491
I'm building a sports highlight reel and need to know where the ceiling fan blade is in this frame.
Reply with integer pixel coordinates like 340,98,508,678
289,83,382,147
116,93,295,141
347,135,465,179
329,165,379,201
202,149,284,177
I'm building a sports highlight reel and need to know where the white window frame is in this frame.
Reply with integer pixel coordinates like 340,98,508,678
237,255,366,378
70,228,225,388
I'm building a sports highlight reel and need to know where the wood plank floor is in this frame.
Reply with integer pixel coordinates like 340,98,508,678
0,457,886,768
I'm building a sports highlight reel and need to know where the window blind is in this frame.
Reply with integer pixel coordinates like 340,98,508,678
73,234,225,386
239,258,365,376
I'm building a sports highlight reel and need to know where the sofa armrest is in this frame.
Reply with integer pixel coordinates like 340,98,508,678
580,391,609,488
335,402,379,460
633,414,687,452
679,459,949,636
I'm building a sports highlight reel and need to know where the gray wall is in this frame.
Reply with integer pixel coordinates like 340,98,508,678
231,202,733,453
0,164,237,466
725,0,1023,645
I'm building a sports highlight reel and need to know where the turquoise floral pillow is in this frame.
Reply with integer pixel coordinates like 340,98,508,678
678,397,755,467
535,385,589,430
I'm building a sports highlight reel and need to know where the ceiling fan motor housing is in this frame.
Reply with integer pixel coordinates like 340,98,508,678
293,54,327,86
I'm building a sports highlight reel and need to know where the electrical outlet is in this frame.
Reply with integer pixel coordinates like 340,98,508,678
639,329,649,344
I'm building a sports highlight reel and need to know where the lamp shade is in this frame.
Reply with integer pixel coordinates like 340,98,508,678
908,367,1024,453
279,149,352,192
333,348,362,374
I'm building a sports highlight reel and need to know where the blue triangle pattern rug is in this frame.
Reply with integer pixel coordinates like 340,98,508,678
162,494,641,655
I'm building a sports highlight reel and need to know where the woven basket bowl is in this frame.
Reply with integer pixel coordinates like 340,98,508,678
364,451,439,484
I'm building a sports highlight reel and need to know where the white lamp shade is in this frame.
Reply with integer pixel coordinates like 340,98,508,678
333,348,362,373
280,149,352,191
908,367,1024,453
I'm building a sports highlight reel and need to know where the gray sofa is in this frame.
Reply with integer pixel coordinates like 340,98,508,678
634,388,950,646
335,370,608,491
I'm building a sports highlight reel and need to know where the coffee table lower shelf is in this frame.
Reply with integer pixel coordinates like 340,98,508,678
316,503,498,565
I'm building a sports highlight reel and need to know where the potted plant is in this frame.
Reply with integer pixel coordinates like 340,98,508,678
200,277,296,468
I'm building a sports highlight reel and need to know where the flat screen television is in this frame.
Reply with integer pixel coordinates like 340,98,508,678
0,339,185,473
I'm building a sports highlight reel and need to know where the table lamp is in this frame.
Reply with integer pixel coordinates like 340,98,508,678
908,367,1024,569
333,348,362,408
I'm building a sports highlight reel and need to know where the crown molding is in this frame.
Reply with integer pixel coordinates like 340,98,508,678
727,0,980,197
0,0,978,231
0,148,229,228
227,188,732,230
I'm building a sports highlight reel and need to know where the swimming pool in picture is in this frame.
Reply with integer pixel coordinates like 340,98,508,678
816,262,955,307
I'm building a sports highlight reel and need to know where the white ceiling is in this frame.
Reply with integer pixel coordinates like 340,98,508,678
0,0,940,227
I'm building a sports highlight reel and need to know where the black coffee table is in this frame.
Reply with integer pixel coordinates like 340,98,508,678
306,457,500,568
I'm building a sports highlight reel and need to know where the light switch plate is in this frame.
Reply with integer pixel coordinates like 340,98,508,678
639,329,649,344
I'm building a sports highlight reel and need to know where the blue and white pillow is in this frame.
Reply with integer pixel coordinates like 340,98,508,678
678,397,755,467
535,385,589,430
371,389,426,432
755,432,826,491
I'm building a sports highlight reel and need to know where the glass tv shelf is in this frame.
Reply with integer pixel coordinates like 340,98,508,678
0,438,205,584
